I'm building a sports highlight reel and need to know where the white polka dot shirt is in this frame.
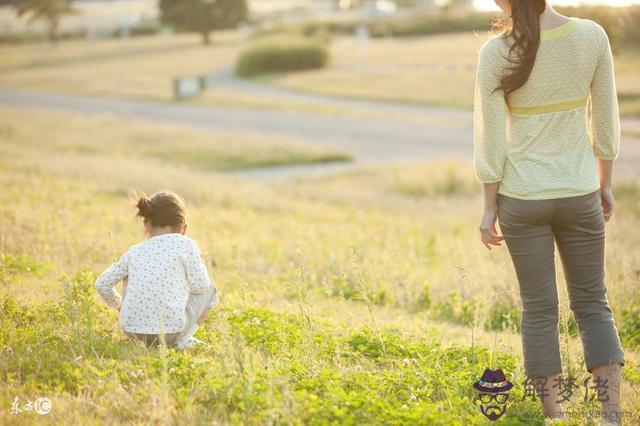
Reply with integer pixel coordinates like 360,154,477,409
474,17,620,200
94,233,217,334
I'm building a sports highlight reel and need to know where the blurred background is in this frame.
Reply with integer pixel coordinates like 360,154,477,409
0,0,638,177
1,1,639,423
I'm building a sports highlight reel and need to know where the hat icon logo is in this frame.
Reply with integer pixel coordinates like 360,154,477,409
473,368,513,421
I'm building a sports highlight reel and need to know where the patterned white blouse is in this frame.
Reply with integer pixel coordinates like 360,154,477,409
474,17,620,200
95,233,217,334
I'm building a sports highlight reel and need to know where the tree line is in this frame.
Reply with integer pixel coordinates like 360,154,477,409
6,0,248,44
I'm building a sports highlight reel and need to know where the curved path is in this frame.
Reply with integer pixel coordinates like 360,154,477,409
1,86,638,180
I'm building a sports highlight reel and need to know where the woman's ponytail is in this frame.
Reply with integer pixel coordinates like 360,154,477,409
494,0,547,103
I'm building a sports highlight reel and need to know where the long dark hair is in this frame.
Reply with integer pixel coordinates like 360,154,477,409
493,0,547,102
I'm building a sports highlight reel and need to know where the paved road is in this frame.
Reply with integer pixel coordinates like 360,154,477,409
1,87,638,180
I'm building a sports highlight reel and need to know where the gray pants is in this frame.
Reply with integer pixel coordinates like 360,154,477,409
497,189,625,377
123,283,217,348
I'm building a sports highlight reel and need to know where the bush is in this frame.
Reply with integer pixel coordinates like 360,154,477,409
253,12,493,41
235,39,329,77
431,291,523,332
254,7,640,46
369,12,493,38
431,291,478,326
109,21,164,38
300,20,358,37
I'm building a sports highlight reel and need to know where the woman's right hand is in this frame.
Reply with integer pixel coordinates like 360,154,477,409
600,186,615,222
479,205,504,250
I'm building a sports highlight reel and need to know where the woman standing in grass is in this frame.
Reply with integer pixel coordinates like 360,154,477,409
474,0,625,423
95,191,218,349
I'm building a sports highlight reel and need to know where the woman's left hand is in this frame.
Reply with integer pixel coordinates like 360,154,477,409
479,206,504,250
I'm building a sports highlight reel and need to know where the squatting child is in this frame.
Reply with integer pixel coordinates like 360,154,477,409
95,191,217,349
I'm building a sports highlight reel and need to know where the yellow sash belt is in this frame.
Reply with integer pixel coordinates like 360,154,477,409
509,96,589,115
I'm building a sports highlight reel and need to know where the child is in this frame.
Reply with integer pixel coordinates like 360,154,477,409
95,191,218,349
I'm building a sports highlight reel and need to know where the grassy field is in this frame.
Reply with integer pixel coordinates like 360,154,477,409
264,32,483,109
0,32,240,100
1,106,640,424
1,30,638,116
0,107,349,173
268,32,640,116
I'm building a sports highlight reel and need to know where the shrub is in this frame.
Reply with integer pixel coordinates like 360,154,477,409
235,39,329,77
369,12,493,38
431,291,523,332
487,300,521,332
300,20,358,37
110,21,165,38
253,7,640,47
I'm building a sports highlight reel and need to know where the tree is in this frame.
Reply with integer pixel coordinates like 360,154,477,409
160,0,248,45
15,0,75,43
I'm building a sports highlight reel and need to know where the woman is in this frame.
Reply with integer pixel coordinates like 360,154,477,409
474,0,625,423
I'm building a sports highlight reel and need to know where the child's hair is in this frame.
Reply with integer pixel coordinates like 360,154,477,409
136,191,186,228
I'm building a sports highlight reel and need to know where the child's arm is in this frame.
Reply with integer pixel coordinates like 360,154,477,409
184,240,217,302
94,251,130,310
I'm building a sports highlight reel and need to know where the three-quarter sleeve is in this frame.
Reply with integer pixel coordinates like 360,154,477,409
589,24,620,160
183,240,215,296
473,40,509,184
94,251,130,309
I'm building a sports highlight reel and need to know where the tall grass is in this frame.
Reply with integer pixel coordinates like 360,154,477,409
1,106,639,423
